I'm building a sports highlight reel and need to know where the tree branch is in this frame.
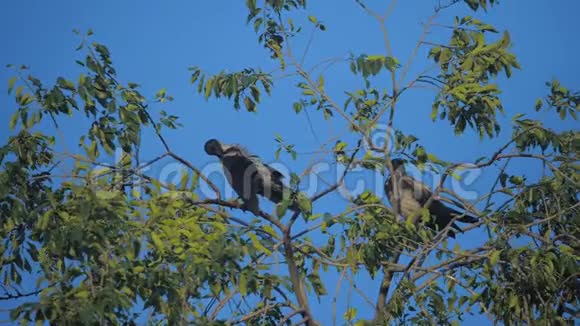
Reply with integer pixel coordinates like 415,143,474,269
282,228,318,326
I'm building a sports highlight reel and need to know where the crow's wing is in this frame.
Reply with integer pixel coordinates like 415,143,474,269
221,147,257,201
430,200,478,223
398,175,477,221
248,156,301,211
254,162,293,206
386,174,477,237
248,155,285,184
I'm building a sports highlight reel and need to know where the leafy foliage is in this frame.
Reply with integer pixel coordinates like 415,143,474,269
189,67,272,112
1,1,578,325
428,16,520,138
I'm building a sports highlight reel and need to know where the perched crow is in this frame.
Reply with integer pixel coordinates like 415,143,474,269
384,159,478,238
204,139,300,215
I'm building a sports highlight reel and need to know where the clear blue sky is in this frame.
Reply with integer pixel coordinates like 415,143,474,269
1,1,578,325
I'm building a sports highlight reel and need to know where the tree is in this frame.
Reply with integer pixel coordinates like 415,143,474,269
1,0,578,325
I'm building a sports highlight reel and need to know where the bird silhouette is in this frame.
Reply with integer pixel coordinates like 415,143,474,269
384,159,478,238
205,139,302,215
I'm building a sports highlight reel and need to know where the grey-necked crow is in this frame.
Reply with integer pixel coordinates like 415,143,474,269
385,159,478,238
205,139,300,215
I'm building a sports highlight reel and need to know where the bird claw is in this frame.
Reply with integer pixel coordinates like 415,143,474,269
238,200,260,216
239,203,249,212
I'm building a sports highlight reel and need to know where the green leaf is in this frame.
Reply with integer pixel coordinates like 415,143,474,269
559,108,566,120
534,98,543,111
156,88,167,98
508,293,518,308
37,211,51,230
19,93,34,106
250,85,260,103
87,140,97,160
178,170,189,190
384,56,399,71
244,96,256,112
8,76,17,94
297,193,312,216
509,175,523,186
450,171,462,181
430,105,439,121
427,153,442,164
197,74,205,93
308,15,318,24
151,232,163,251
190,68,201,84
293,101,303,113
238,273,247,296
307,273,327,296
344,307,357,321
96,190,116,200
9,111,18,130
276,200,289,218
204,78,214,99
334,141,347,152
57,77,76,91
131,187,141,199
14,86,24,98
75,289,90,299
262,225,278,237
248,232,271,255
489,250,500,266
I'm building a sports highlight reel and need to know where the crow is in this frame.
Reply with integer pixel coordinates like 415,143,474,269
385,159,478,238
205,139,301,215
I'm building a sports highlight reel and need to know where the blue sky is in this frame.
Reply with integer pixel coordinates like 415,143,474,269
1,1,579,325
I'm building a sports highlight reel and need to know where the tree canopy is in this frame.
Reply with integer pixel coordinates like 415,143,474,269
1,0,578,325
